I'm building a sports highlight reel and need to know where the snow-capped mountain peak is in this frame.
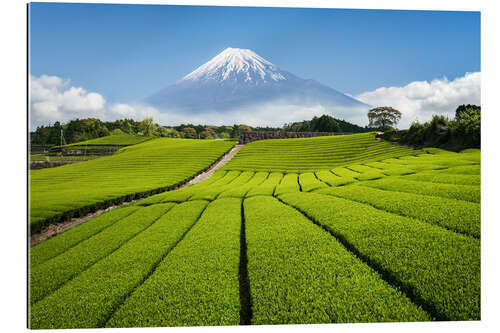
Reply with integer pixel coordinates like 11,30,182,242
182,47,286,83
145,47,370,118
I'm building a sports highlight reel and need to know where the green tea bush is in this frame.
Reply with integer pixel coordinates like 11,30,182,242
224,133,422,172
107,198,242,327
244,196,429,324
360,178,480,203
401,171,480,185
279,192,480,321
218,171,269,198
30,205,139,268
246,172,283,197
30,204,176,305
316,184,480,238
30,201,208,329
30,139,234,232
298,172,328,191
29,129,481,327
274,173,300,195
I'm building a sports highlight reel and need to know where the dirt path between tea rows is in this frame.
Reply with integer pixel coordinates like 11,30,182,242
177,144,244,188
30,144,244,247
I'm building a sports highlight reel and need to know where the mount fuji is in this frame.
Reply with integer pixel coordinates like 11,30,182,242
145,48,370,124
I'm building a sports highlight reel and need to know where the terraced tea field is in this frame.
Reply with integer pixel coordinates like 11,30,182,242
29,133,480,328
224,132,424,172
29,138,234,233
31,134,158,168
59,133,156,147
30,155,102,162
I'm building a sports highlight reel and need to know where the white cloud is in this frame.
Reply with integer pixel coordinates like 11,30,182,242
30,72,480,130
152,103,332,127
109,103,161,120
29,74,159,129
30,74,106,127
29,73,367,128
355,72,480,128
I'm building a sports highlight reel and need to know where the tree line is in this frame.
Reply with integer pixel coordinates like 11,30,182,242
30,115,367,146
283,115,375,133
29,118,283,145
375,104,481,150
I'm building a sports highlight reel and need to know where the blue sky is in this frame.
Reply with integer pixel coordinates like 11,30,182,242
29,3,480,104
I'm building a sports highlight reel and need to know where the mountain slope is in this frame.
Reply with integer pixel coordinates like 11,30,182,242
145,48,370,114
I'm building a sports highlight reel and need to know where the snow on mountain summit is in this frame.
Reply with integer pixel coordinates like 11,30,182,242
182,47,286,84
145,47,370,118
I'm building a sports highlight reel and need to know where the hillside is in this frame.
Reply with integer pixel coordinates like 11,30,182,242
224,132,421,172
60,134,156,147
29,139,234,233
30,132,480,327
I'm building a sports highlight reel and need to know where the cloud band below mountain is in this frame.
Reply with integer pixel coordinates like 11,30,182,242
30,72,480,129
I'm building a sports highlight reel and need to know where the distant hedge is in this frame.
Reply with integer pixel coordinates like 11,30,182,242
383,106,480,150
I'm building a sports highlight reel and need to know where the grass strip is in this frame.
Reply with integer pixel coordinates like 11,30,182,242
244,196,430,324
279,192,480,321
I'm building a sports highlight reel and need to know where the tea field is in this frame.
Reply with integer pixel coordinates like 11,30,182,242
58,133,156,147
29,133,480,328
30,154,102,162
29,138,235,233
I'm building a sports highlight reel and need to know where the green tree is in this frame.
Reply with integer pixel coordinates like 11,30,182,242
218,131,230,139
231,124,252,138
138,117,157,136
50,121,63,144
166,128,181,138
239,125,252,133
230,125,239,138
122,120,135,135
216,126,233,135
154,126,168,137
455,104,481,121
154,127,182,138
367,107,402,130
310,115,340,132
200,128,217,139
110,128,125,135
182,127,197,139
454,107,480,147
